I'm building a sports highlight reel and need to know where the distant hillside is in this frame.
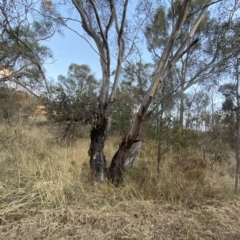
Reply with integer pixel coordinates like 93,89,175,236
0,87,40,121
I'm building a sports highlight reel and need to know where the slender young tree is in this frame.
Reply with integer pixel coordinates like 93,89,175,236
235,58,240,192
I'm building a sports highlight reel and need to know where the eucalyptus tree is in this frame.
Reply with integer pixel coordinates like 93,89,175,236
48,0,157,182
145,1,205,126
116,0,240,179
217,15,240,191
65,0,131,182
58,63,98,99
43,63,99,143
144,0,240,127
0,0,61,99
108,0,222,184
119,62,155,114
235,59,240,192
47,63,98,123
41,0,151,182
219,63,240,192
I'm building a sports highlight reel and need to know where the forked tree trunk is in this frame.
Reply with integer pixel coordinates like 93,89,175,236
89,115,108,182
71,0,128,183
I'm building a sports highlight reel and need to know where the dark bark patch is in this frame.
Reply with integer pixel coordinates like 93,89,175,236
107,136,141,185
88,116,108,182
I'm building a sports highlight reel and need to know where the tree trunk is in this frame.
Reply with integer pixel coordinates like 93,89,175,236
123,141,142,169
235,58,240,192
179,73,185,127
235,110,240,191
89,115,108,182
107,136,139,185
107,0,211,185
157,109,164,175
179,93,184,127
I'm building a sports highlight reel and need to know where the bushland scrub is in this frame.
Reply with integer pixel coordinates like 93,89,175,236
0,121,239,239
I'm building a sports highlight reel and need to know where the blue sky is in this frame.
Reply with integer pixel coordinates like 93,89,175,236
44,24,152,82
44,25,103,81
43,2,153,83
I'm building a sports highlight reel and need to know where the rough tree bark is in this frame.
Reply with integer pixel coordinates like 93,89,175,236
89,115,108,182
108,0,214,185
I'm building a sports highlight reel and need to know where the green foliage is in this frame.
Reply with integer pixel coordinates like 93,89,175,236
184,91,211,129
146,117,199,151
110,92,133,135
169,124,199,150
109,62,154,135
0,21,53,71
217,84,237,148
121,62,154,97
219,83,237,112
45,63,98,143
145,7,169,50
145,0,211,52
58,63,98,97
0,0,59,97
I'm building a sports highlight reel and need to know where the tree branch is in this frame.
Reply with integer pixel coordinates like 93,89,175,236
109,0,129,102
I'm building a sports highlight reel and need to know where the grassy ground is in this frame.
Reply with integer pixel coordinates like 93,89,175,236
0,122,239,239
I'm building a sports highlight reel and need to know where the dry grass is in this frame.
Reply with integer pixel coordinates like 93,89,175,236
0,122,240,239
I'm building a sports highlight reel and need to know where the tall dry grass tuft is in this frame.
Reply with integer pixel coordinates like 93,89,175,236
0,122,238,216
1,122,240,239
125,140,237,207
0,126,88,211
0,123,141,215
